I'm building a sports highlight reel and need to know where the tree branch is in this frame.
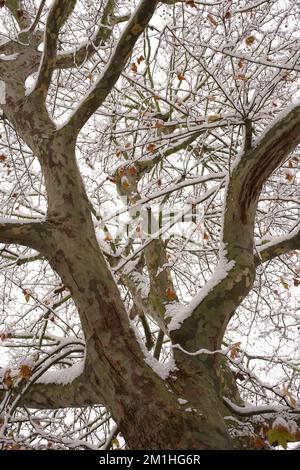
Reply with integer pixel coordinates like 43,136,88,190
32,0,77,100
0,368,102,410
0,339,105,410
255,226,300,266
28,0,47,33
223,397,300,417
160,0,184,4
4,0,30,29
0,219,47,250
170,102,300,350
55,0,117,70
63,0,159,135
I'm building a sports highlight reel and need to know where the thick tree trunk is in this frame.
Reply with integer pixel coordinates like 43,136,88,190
118,359,233,450
119,397,232,450
42,218,233,450
0,115,233,449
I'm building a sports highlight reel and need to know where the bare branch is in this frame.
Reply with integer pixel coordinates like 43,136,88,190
56,0,117,70
32,0,77,100
4,0,30,29
0,368,101,410
63,0,159,135
0,219,47,250
28,0,47,33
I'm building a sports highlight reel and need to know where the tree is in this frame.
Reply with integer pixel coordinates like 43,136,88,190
0,0,299,450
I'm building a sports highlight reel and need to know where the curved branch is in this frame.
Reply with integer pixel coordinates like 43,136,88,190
0,370,102,410
223,397,300,417
0,341,104,410
170,102,300,350
56,0,117,70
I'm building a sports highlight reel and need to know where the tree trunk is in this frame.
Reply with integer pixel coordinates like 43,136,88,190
0,113,233,449
119,396,232,450
31,150,231,449
42,213,233,450
118,356,233,450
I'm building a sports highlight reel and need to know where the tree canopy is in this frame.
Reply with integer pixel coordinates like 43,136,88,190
0,0,299,450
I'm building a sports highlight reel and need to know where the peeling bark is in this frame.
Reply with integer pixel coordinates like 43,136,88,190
1,0,300,450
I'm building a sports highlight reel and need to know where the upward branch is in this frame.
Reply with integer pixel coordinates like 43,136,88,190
63,0,159,135
55,0,118,70
4,0,30,29
170,102,300,351
32,0,77,101
255,226,300,266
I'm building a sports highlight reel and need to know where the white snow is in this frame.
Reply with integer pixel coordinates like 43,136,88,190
25,78,37,96
165,301,182,322
130,272,150,299
37,361,84,385
117,258,150,298
257,226,300,253
223,397,300,416
122,259,139,275
173,343,230,357
0,217,44,224
178,398,188,405
101,173,226,225
167,257,235,331
130,320,177,380
0,53,19,61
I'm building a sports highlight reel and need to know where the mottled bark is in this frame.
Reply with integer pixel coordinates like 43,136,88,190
171,103,300,354
1,0,300,450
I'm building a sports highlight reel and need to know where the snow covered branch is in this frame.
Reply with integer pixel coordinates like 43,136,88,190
32,0,77,100
255,226,300,265
56,0,118,70
170,102,300,351
63,0,159,134
0,367,100,410
223,397,300,417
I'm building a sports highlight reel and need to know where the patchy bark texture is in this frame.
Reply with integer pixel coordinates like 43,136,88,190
0,0,300,450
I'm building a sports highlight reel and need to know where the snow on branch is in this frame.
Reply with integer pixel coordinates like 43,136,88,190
168,257,235,332
101,173,225,224
255,225,300,265
31,0,77,101
63,0,160,134
131,320,177,380
223,397,300,417
173,343,231,357
56,0,118,70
